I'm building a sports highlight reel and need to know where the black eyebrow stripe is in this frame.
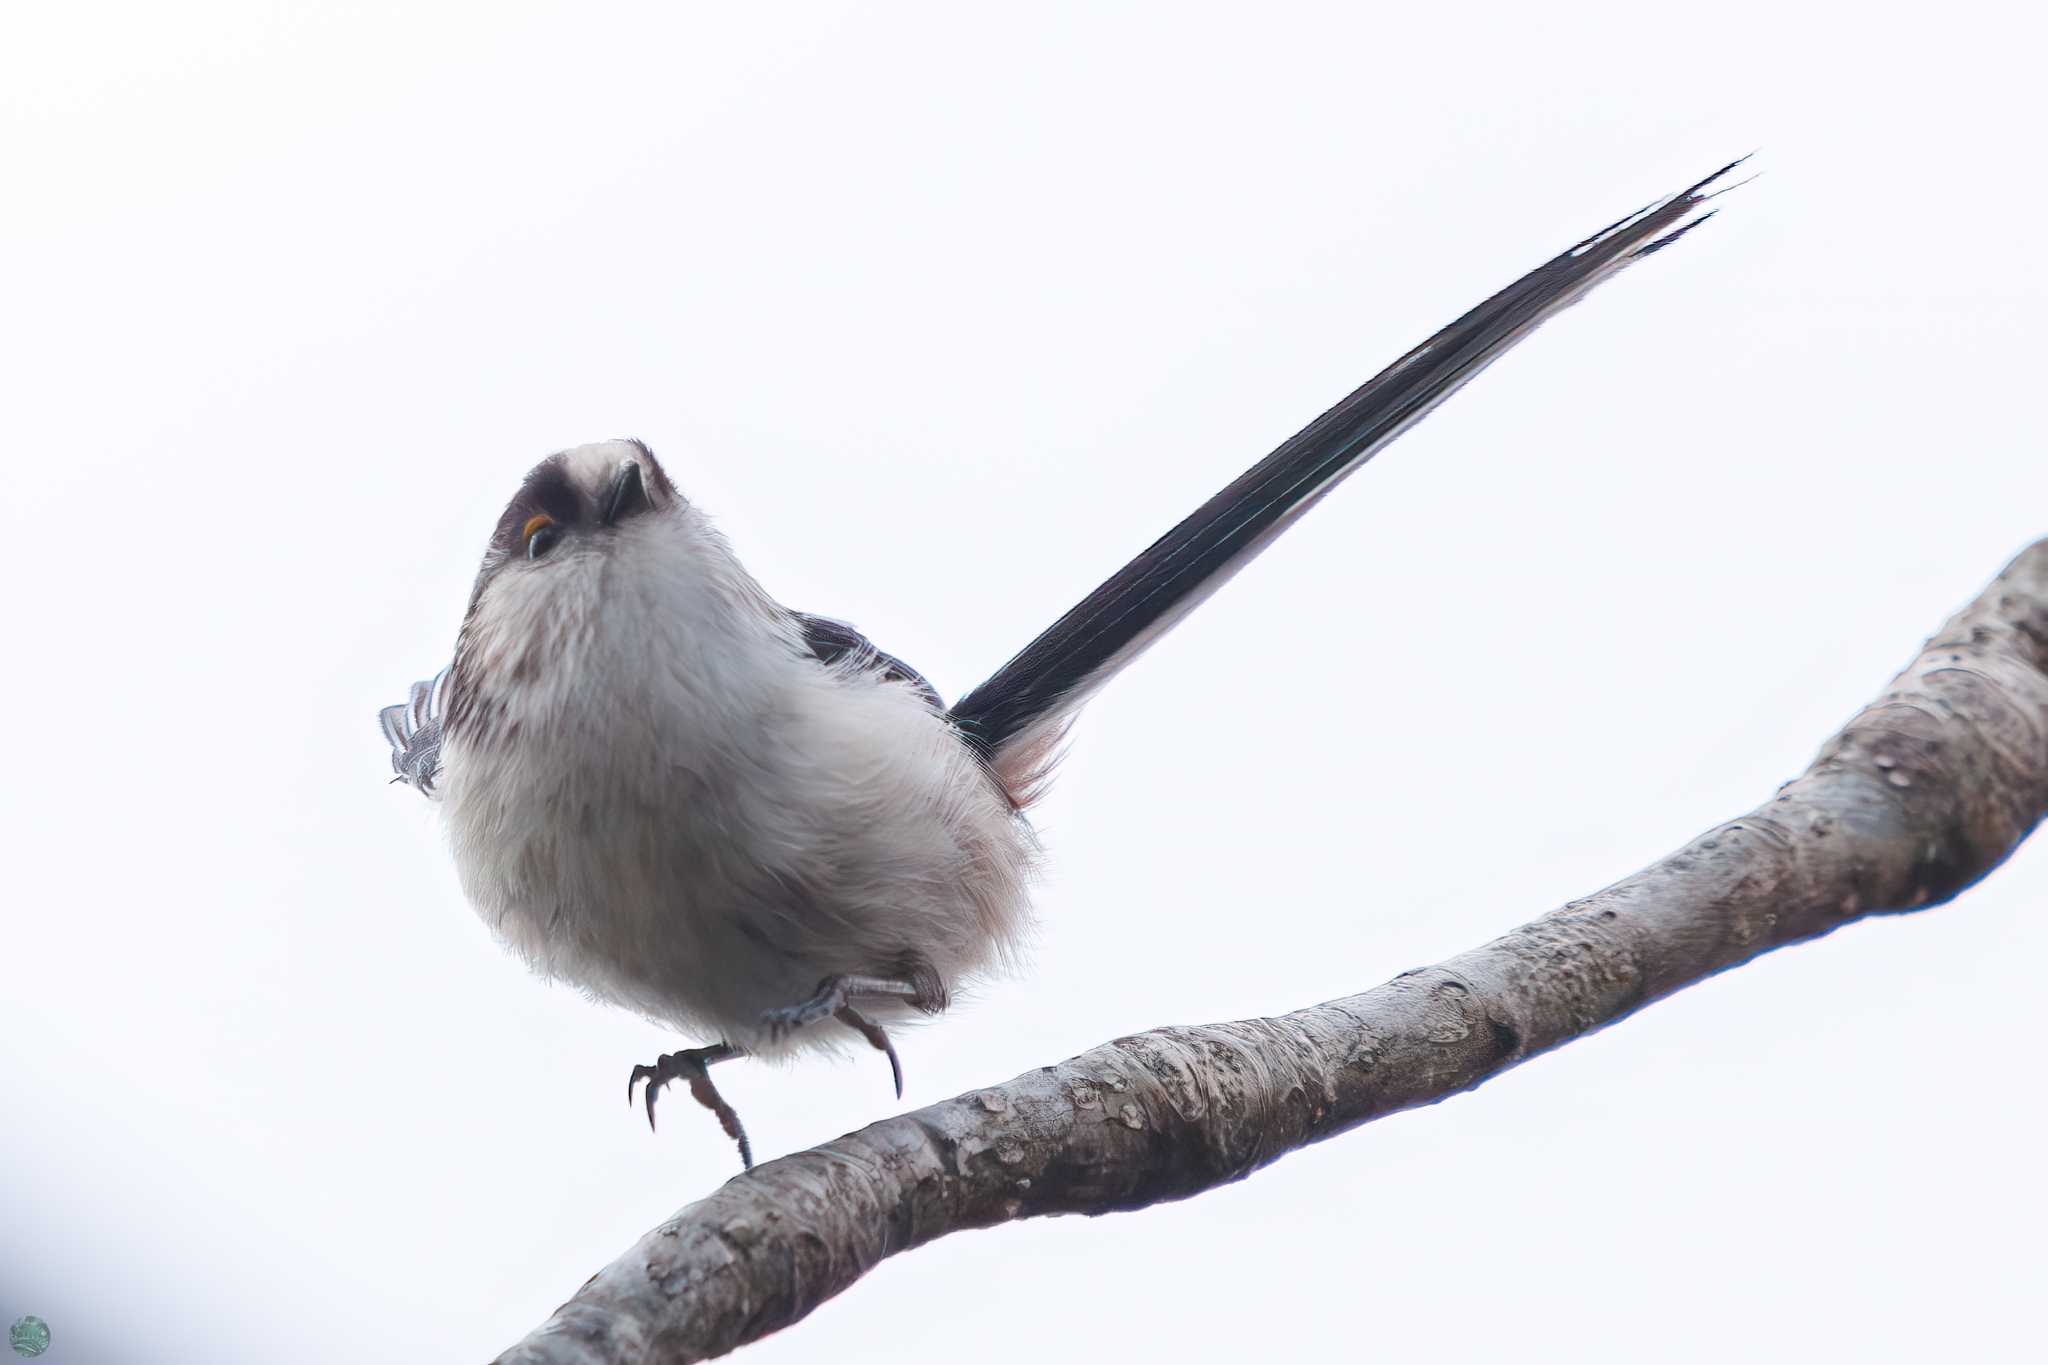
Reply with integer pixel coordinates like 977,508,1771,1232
487,452,582,554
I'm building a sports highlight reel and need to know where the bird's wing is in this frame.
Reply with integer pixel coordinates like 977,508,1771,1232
794,613,944,712
379,668,451,797
949,159,1745,801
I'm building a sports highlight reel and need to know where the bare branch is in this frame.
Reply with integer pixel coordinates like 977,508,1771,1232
499,538,2048,1365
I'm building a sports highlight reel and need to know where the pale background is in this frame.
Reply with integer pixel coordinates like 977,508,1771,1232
4,4,2044,1362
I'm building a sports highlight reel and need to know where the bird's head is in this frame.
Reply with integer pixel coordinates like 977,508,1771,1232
446,438,695,739
479,437,680,578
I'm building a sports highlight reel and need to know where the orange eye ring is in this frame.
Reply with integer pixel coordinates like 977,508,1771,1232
523,513,562,561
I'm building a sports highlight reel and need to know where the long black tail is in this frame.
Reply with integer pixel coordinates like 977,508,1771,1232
949,159,1744,797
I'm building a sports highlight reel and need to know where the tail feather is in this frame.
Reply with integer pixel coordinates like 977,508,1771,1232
949,159,1744,797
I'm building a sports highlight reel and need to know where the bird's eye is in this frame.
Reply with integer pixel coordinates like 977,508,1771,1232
524,514,560,560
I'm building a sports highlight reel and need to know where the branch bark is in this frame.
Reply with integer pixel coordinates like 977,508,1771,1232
499,538,2048,1365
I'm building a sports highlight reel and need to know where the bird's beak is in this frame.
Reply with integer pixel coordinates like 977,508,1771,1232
602,460,647,526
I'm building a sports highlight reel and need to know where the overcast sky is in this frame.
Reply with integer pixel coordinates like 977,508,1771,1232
5,4,2044,1362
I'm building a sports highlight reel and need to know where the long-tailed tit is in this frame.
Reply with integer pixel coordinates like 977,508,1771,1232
382,162,1740,1168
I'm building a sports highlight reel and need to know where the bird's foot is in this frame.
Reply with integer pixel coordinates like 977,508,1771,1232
627,1042,752,1170
759,968,948,1099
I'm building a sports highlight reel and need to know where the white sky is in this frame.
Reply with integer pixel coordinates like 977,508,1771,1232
5,4,2044,1362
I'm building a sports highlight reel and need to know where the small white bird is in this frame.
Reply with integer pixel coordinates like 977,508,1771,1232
383,162,1739,1167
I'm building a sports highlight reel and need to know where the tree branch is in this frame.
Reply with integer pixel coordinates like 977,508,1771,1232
499,538,2048,1365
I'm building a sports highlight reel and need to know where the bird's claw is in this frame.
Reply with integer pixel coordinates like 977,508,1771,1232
758,976,918,1101
626,1044,753,1170
835,1004,904,1100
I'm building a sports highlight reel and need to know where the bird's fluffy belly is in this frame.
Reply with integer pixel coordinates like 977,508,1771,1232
437,652,1036,1053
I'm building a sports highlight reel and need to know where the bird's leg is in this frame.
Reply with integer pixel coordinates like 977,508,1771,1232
627,1042,753,1170
759,965,948,1099
760,970,948,1039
